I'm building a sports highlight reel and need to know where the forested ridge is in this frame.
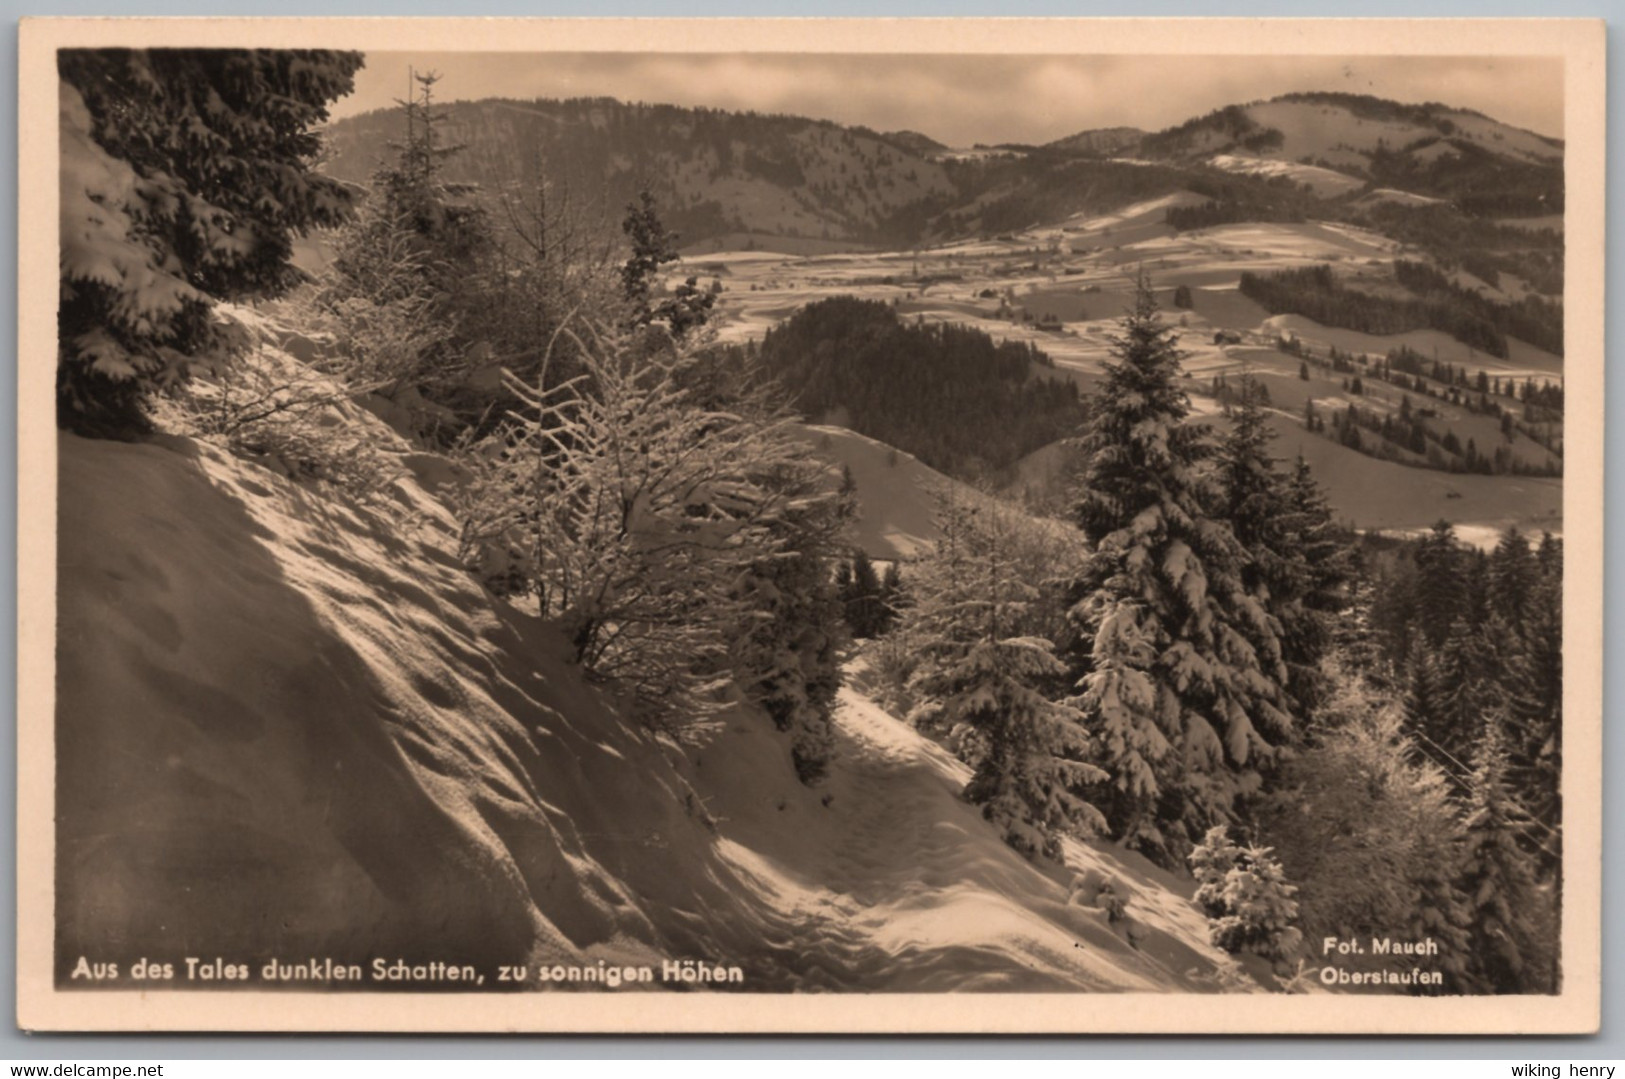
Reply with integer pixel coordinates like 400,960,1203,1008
1237,264,1563,358
318,90,1564,266
728,297,1084,482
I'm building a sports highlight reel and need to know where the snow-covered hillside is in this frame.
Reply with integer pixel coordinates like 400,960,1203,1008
54,320,1270,995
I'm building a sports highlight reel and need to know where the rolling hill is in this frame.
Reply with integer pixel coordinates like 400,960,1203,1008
1135,93,1562,216
317,90,1563,267
320,97,959,250
1043,126,1147,157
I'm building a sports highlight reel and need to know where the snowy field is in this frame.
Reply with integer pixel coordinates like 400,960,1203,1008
685,202,1561,549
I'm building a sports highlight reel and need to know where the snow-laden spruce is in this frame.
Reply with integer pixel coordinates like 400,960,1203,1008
1217,378,1348,715
1067,275,1293,860
1189,825,1303,962
900,489,1105,863
57,50,363,435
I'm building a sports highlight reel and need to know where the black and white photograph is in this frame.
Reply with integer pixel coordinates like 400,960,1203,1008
16,17,1604,1034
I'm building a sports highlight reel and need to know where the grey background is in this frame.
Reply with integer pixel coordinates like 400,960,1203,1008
4,0,1615,1059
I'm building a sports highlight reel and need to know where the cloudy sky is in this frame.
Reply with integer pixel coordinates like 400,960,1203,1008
329,53,1564,146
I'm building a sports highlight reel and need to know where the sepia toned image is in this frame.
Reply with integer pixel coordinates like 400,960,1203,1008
15,18,1604,1034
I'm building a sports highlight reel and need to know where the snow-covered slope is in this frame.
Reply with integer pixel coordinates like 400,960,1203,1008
1143,96,1561,171
1205,153,1365,198
55,329,1266,993
794,423,969,561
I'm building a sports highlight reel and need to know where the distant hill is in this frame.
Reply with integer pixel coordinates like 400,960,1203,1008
880,129,950,157
1043,126,1146,157
320,97,958,249
318,90,1564,265
746,296,1085,484
1137,93,1562,216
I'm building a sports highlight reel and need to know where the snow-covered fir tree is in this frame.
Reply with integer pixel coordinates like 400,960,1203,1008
903,490,1106,862
1458,721,1556,993
58,49,363,435
317,70,501,427
1189,825,1303,962
1067,274,1293,859
1217,380,1348,714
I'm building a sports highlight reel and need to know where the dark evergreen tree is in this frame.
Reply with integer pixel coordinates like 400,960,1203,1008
839,549,889,638
879,561,904,631
1402,633,1448,752
374,70,485,258
58,48,364,435
1067,274,1292,860
320,69,498,422
621,191,714,337
1218,382,1345,712
1425,616,1506,758
734,458,853,785
1503,544,1562,872
1331,572,1391,691
1413,521,1468,647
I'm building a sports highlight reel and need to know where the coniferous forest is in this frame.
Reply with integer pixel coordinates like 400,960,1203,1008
725,296,1085,482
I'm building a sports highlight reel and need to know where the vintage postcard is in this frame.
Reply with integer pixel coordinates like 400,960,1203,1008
17,17,1604,1034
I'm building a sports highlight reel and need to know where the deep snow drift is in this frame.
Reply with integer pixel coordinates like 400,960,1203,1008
54,346,1267,992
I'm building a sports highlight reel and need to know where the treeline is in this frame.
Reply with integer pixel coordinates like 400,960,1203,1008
1290,338,1564,473
1364,524,1563,847
1393,260,1563,356
322,95,956,249
1310,398,1558,477
1238,259,1564,365
1254,523,1563,995
1165,189,1565,313
1240,265,1509,357
1359,525,1563,988
1360,202,1564,297
735,296,1085,482
1166,198,1304,231
1162,167,1331,231
1138,103,1283,158
1272,91,1482,133
1366,137,1563,218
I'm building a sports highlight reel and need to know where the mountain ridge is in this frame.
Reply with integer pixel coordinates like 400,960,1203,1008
318,90,1562,252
